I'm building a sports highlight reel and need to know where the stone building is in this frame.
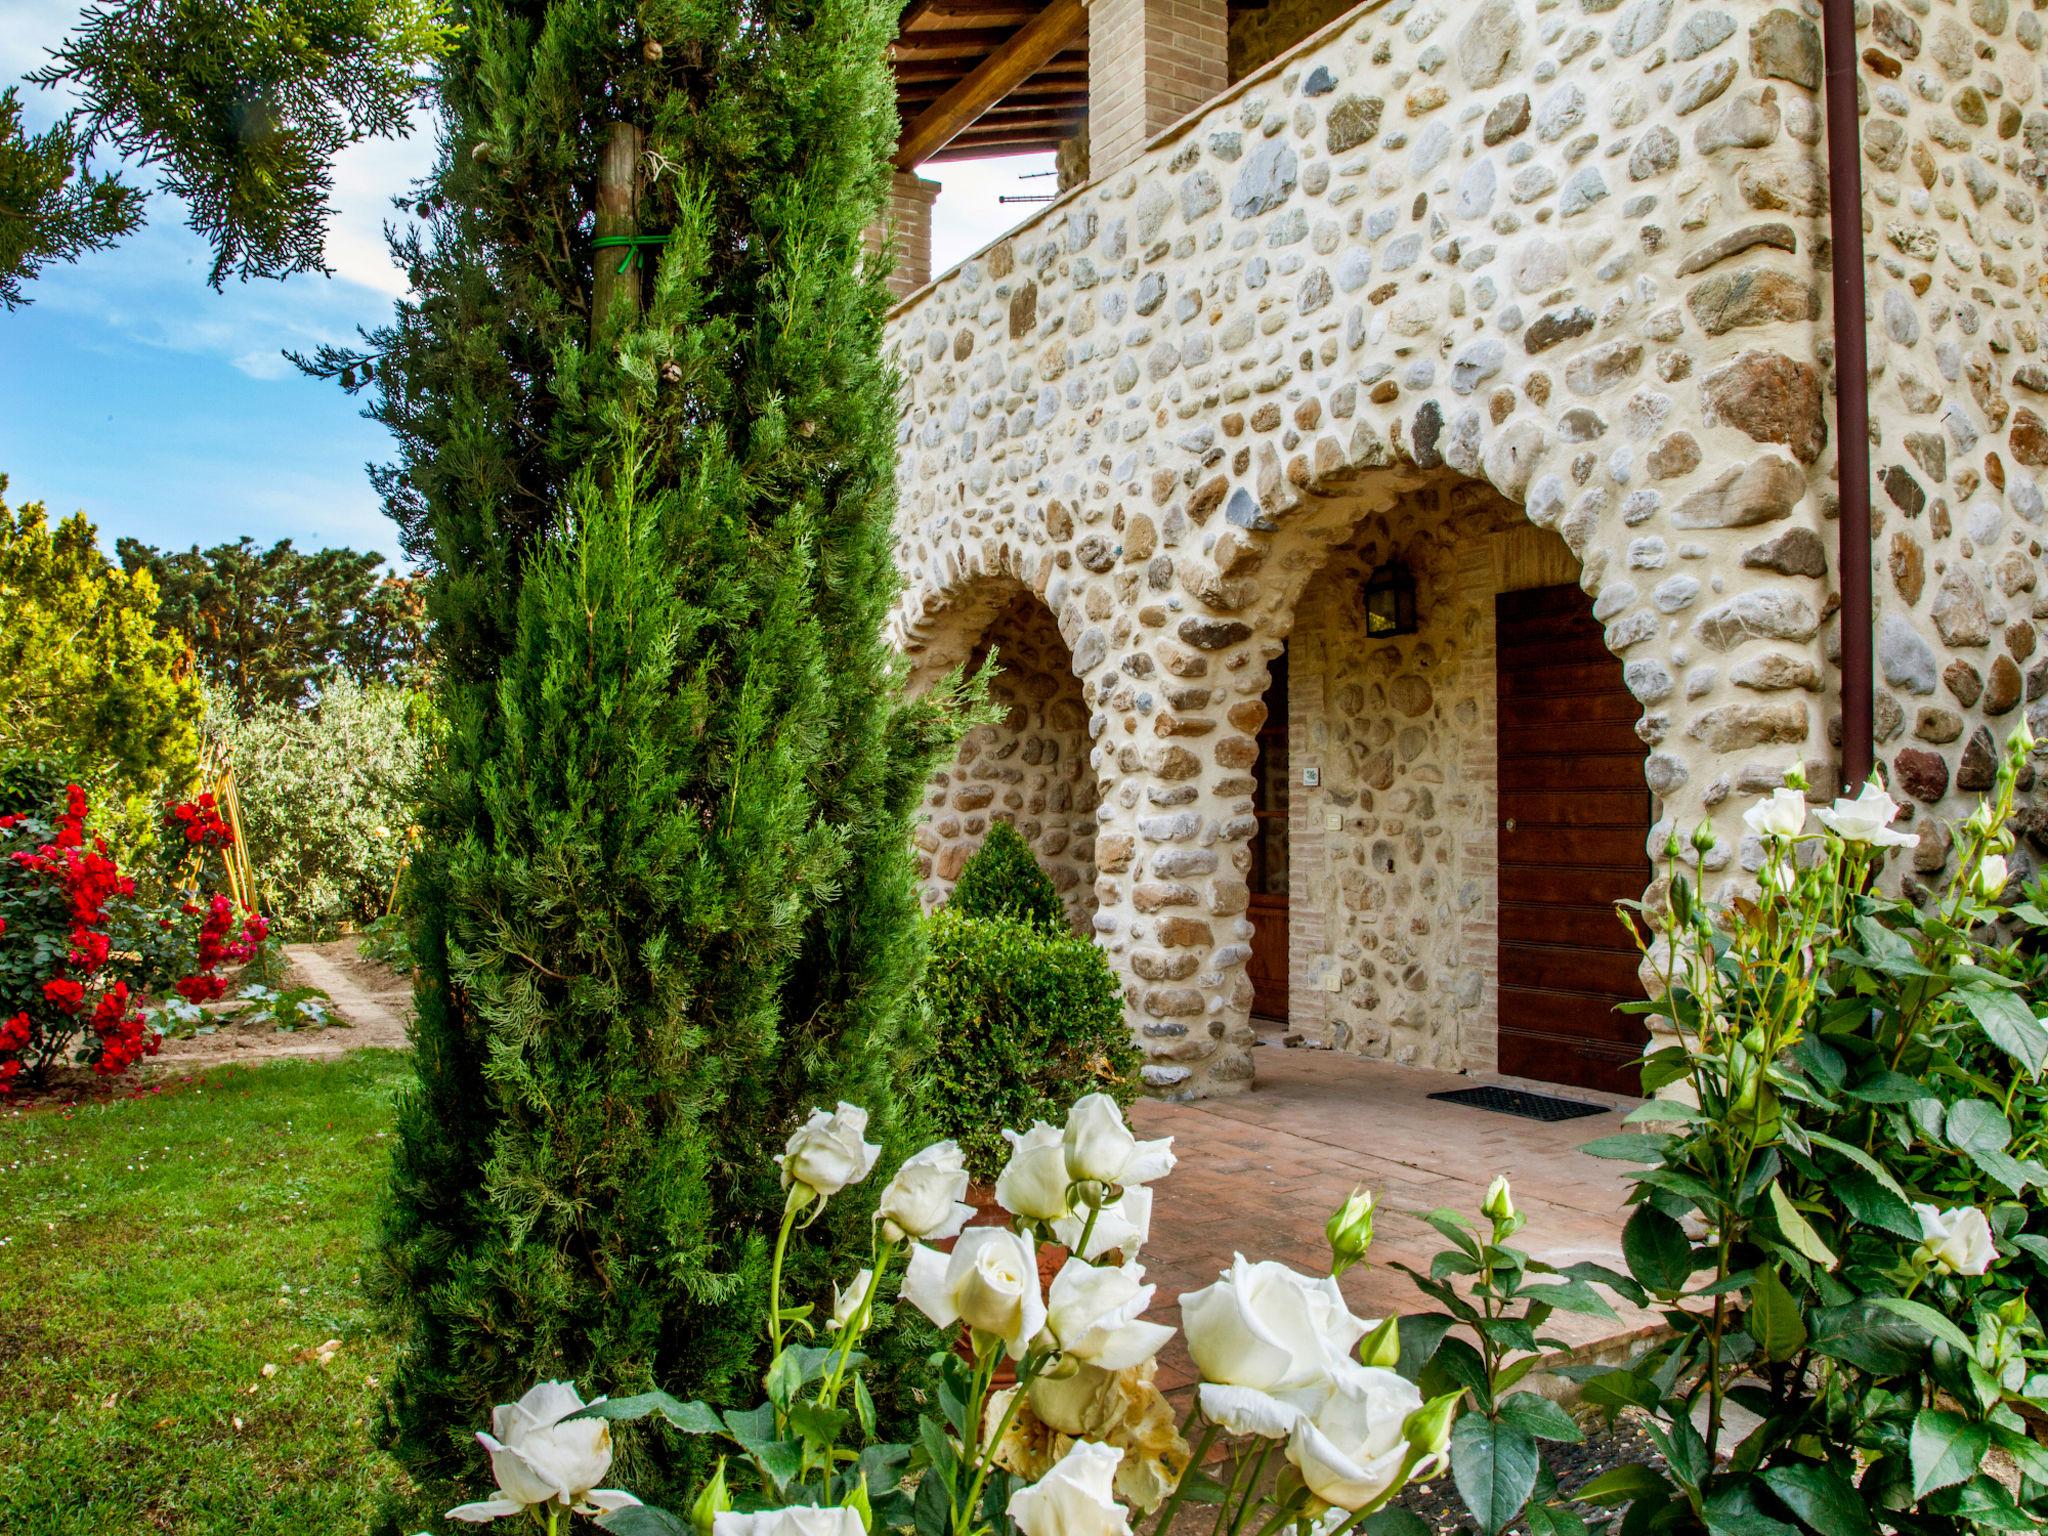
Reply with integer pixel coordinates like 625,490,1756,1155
878,0,2048,1097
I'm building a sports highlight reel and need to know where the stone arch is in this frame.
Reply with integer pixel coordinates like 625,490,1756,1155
1196,467,1638,1086
909,572,1102,934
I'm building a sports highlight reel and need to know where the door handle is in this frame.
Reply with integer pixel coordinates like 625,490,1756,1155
1503,818,1516,833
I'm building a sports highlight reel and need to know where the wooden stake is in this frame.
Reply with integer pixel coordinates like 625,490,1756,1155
593,121,645,339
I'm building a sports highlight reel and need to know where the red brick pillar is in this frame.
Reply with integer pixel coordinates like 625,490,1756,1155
1088,0,1228,179
866,170,940,301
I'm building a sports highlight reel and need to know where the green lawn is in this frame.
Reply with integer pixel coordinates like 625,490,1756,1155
0,1051,430,1534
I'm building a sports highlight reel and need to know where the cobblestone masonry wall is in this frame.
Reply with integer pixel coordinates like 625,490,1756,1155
914,588,1102,932
889,0,2048,1096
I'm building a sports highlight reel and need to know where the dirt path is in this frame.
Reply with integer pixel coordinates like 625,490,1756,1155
147,939,414,1072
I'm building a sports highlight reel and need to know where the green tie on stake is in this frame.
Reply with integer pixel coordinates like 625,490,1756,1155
593,234,669,273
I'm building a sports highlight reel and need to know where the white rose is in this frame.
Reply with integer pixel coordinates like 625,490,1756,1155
1064,1093,1176,1188
777,1103,881,1204
1913,1203,1997,1276
446,1381,640,1522
1813,782,1918,849
1742,787,1807,842
1007,1439,1132,1536
829,1268,874,1332
997,1121,1074,1222
714,1507,868,1536
900,1226,1047,1359
1973,854,2011,901
877,1140,973,1242
1183,1254,1370,1392
1045,1257,1175,1370
1183,1255,1372,1438
1053,1184,1152,1261
1285,1364,1424,1512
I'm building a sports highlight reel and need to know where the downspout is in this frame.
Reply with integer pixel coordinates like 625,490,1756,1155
1823,0,1875,791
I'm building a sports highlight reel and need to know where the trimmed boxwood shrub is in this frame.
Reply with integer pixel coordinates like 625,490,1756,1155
946,819,1066,931
922,905,1140,1179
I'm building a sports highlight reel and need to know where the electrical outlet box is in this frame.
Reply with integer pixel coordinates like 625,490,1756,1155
1323,973,1342,993
1324,810,1343,831
1302,765,1320,787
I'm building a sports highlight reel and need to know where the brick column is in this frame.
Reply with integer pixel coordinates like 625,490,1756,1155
866,170,940,301
1087,0,1228,179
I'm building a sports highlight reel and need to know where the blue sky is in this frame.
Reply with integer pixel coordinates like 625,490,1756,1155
2,0,1048,567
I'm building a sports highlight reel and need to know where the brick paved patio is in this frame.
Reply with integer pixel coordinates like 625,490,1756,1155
1129,1041,1655,1393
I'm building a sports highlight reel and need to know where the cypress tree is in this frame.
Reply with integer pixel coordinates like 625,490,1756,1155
326,0,965,1492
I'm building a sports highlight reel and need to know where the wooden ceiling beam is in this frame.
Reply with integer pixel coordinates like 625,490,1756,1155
889,26,1023,54
893,52,1085,80
897,78,1091,106
893,0,1088,168
925,133,1066,160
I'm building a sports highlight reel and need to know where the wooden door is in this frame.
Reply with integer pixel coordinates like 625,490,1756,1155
1495,586,1650,1095
1246,649,1289,1021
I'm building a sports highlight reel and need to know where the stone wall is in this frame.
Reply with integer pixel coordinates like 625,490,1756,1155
914,589,1101,932
1854,0,2048,883
887,0,2048,1096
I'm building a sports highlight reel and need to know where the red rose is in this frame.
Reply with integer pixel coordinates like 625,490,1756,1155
42,978,86,1014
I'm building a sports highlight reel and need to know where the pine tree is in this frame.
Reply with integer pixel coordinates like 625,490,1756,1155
304,0,968,1495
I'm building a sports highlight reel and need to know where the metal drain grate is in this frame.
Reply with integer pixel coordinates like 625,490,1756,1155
1427,1086,1608,1122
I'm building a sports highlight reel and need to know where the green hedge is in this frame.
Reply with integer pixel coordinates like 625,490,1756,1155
921,905,1140,1179
946,819,1066,931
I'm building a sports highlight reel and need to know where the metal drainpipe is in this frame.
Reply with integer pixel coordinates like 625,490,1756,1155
1823,0,1875,792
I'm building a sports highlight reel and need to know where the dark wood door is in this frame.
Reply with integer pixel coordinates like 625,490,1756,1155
1247,649,1289,1021
1495,586,1650,1095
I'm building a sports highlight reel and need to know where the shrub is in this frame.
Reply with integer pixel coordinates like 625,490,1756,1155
0,780,265,1091
1396,730,2048,1536
201,677,425,937
922,905,1139,1179
947,819,1067,931
0,485,203,839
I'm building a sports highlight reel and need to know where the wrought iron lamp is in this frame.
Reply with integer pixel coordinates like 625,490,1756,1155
1362,561,1418,638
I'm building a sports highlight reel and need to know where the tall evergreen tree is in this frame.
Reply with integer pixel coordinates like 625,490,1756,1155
307,0,968,1494
12,0,963,1489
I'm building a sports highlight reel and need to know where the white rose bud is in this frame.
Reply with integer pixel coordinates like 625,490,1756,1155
900,1226,1047,1360
876,1140,973,1242
996,1121,1074,1222
1912,1203,1997,1277
1481,1175,1514,1223
1044,1256,1175,1370
1973,854,2010,902
829,1268,875,1332
776,1103,881,1206
1064,1093,1176,1189
446,1381,641,1522
1053,1184,1153,1261
1007,1439,1132,1536
714,1507,868,1536
1284,1364,1424,1512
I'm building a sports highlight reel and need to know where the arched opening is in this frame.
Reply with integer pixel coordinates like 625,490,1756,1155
913,583,1100,934
1238,474,1652,1095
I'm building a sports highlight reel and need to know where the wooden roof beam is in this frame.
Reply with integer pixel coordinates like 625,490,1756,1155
892,0,1088,167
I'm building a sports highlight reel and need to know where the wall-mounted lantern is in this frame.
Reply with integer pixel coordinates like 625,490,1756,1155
1362,561,1418,639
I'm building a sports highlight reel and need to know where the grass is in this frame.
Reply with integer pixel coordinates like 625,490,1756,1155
0,1050,428,1534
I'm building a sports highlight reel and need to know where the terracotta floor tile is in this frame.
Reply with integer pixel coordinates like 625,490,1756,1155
1126,1046,1653,1354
